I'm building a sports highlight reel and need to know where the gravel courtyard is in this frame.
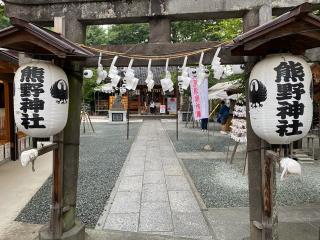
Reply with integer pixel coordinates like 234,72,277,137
183,158,320,208
163,122,320,208
16,122,142,227
163,121,233,152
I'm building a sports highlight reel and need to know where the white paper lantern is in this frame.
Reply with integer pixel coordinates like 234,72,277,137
83,69,93,79
120,84,127,95
14,60,69,138
231,64,244,74
249,54,313,144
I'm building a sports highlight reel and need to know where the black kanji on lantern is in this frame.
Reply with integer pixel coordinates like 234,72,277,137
19,66,46,129
274,60,305,137
274,61,305,83
20,66,45,83
276,101,304,119
20,98,45,113
21,113,45,129
276,120,303,136
20,82,44,97
277,83,305,101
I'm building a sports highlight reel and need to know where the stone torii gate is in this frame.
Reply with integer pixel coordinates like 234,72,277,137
3,1,320,240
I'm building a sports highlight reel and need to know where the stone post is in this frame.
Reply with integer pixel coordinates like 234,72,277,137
39,15,86,240
61,13,86,238
243,4,278,240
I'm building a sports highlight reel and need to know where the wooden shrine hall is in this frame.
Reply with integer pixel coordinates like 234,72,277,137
0,49,18,163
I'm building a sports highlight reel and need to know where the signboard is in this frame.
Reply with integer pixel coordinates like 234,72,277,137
167,98,177,114
112,112,124,122
160,105,166,114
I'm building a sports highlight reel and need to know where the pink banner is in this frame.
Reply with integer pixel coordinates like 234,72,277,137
190,77,202,120
189,69,209,120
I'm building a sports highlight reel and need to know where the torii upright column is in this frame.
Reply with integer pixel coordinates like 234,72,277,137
39,15,86,240
244,4,278,240
60,14,86,239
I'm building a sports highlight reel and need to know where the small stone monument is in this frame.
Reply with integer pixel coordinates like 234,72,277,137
178,96,192,122
109,94,127,123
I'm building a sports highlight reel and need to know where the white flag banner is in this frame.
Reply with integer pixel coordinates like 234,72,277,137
199,77,209,119
189,68,209,120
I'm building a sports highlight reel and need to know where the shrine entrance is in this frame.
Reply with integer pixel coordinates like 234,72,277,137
1,1,320,240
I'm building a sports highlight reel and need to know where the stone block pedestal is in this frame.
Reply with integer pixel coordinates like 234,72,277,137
109,110,127,123
38,221,85,240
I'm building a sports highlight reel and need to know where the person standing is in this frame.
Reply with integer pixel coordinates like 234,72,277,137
201,118,209,132
217,100,230,134
150,100,155,114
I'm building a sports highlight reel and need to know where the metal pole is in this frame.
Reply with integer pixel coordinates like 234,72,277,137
127,94,130,140
176,112,179,141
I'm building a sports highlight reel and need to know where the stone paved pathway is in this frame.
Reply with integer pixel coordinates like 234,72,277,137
96,120,212,240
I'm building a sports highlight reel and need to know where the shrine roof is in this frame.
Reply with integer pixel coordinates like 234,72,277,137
0,17,94,59
232,3,320,56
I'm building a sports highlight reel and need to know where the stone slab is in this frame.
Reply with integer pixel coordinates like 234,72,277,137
145,161,163,171
142,184,168,202
124,166,144,176
118,176,143,192
166,176,191,191
172,212,210,237
163,165,183,176
104,213,139,232
168,191,200,213
139,202,173,232
109,192,141,214
144,171,165,184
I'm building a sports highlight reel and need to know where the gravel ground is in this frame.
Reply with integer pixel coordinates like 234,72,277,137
183,158,320,208
163,122,234,152
16,122,141,227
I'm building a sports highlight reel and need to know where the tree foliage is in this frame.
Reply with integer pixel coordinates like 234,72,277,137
171,19,242,43
83,69,98,106
105,23,149,45
86,25,109,45
0,5,10,30
85,19,242,45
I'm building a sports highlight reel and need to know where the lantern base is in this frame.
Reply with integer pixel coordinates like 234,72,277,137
38,221,85,240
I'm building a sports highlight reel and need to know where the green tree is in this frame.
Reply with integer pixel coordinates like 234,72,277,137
106,23,149,45
86,25,109,45
171,19,242,43
0,5,10,29
83,69,98,106
86,18,242,45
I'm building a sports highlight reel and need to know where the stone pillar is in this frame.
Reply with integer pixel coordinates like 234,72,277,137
61,13,86,237
39,15,86,240
243,4,278,240
149,18,171,43
65,13,86,44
